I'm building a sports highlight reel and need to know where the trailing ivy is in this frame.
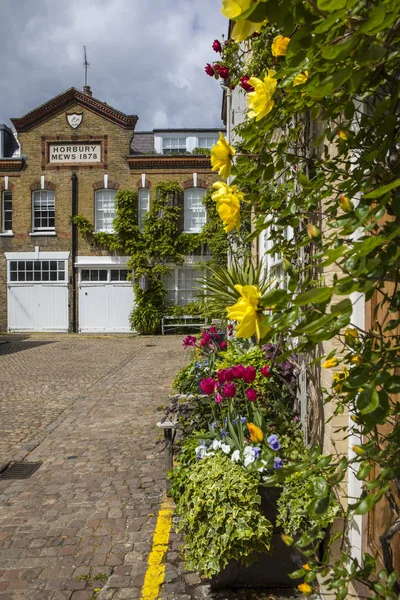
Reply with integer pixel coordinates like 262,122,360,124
72,181,228,333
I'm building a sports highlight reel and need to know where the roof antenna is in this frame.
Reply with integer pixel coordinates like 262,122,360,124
83,46,90,87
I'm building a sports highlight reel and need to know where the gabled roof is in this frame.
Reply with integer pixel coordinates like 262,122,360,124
11,87,138,133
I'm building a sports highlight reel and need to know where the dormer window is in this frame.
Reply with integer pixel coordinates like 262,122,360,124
162,137,186,154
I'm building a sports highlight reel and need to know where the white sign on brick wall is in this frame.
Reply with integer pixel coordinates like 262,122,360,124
48,143,101,163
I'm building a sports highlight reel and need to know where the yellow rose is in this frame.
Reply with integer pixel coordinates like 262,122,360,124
322,357,339,369
232,19,265,42
272,35,290,57
221,0,255,19
339,194,353,213
345,328,359,340
298,582,313,595
302,563,311,571
226,284,270,341
351,355,362,365
293,71,309,86
307,223,320,239
353,445,366,456
212,181,244,233
247,71,277,121
247,422,264,443
211,132,236,180
338,129,348,140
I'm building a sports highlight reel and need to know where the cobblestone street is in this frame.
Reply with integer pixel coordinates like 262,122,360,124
0,334,307,600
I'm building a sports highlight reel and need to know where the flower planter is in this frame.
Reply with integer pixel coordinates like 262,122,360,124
210,486,305,589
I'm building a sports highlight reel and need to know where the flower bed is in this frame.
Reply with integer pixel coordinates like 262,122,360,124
167,329,339,593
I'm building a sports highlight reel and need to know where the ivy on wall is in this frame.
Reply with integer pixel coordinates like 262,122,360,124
72,180,228,334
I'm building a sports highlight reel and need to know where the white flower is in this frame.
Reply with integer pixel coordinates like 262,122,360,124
211,440,222,451
195,445,207,459
258,459,267,472
221,443,231,454
244,446,254,455
231,450,241,462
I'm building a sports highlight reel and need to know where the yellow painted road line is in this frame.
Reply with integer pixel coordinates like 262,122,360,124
140,493,174,600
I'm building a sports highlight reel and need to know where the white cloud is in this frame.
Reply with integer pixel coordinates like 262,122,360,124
0,0,227,130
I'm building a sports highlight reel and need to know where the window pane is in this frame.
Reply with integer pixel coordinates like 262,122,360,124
42,271,49,281
58,271,65,281
95,189,117,231
10,271,17,281
26,271,33,281
81,270,89,281
26,261,33,271
50,271,57,281
99,270,107,281
90,270,99,281
138,188,150,230
34,271,41,281
184,188,206,232
119,270,128,281
10,261,16,271
32,191,55,230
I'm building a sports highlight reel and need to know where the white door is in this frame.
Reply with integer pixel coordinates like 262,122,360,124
78,268,134,332
7,259,69,332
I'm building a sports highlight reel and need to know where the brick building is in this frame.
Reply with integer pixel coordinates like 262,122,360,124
0,86,223,332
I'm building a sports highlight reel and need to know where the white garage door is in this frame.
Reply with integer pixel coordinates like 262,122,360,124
79,268,134,332
7,258,69,332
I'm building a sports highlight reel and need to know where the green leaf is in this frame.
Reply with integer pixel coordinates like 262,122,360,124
357,387,379,415
317,0,347,11
293,287,332,305
288,569,305,579
358,5,386,34
384,376,400,394
260,288,289,307
321,36,358,61
311,476,329,498
364,179,400,199
354,493,380,515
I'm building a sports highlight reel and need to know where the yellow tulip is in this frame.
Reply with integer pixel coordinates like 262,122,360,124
247,422,264,443
293,71,309,86
247,71,277,121
339,194,353,213
322,358,339,369
298,582,312,595
221,0,255,19
272,35,290,57
226,284,270,341
211,132,236,180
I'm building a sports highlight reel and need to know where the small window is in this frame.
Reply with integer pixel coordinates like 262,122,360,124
32,190,55,230
162,137,186,154
9,260,66,283
138,188,150,231
197,136,218,149
110,269,129,281
162,266,202,306
184,188,206,233
95,189,117,232
2,190,12,232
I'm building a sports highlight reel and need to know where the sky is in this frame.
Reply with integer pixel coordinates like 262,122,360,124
0,0,227,131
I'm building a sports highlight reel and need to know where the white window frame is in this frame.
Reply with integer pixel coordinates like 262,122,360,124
162,137,187,154
95,189,117,232
197,136,219,149
7,258,68,284
79,268,131,284
2,190,12,233
32,190,55,231
138,188,150,231
184,187,207,233
162,263,205,306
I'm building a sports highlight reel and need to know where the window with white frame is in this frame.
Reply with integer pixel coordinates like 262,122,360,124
162,266,202,305
197,136,219,148
2,190,12,232
95,189,117,232
138,188,150,230
162,137,187,154
32,190,55,231
184,188,206,233
9,260,66,282
80,268,130,283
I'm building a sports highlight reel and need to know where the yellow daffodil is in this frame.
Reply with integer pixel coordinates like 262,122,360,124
338,129,348,140
339,194,353,213
226,284,270,341
221,0,256,19
272,35,290,57
232,19,265,42
293,71,309,86
211,132,235,180
212,181,244,232
322,357,339,369
298,582,313,596
248,422,264,443
247,71,277,121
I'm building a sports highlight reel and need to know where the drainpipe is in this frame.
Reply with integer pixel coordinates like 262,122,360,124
71,172,78,333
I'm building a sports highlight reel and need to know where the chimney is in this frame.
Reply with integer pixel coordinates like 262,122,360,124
83,85,92,97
